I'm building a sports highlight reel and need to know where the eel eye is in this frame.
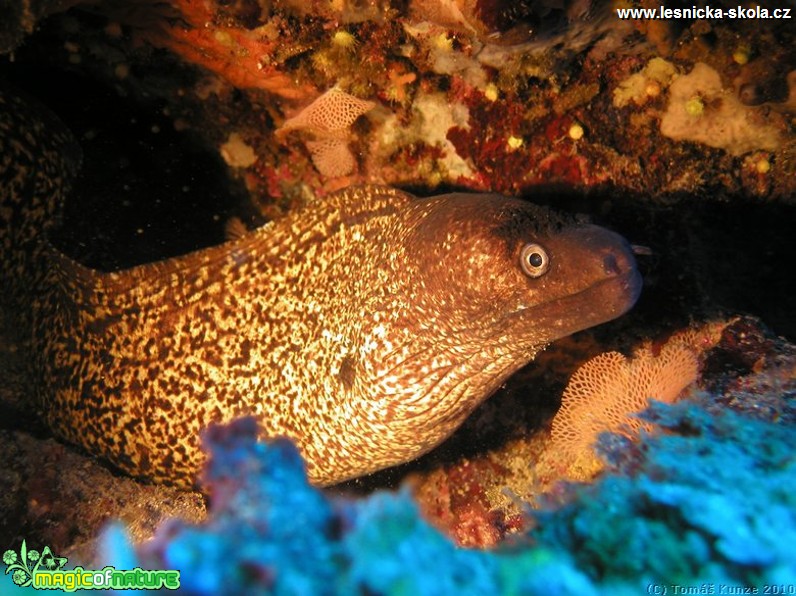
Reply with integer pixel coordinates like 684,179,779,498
519,243,549,278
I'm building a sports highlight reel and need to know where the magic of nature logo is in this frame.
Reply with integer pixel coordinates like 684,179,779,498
3,539,180,592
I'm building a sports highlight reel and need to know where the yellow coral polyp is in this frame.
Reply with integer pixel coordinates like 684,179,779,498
756,157,771,174
384,85,403,103
568,123,584,140
311,50,335,76
432,33,453,52
332,30,358,50
506,135,523,149
213,30,233,47
685,96,704,116
645,81,661,98
484,83,499,102
733,44,751,65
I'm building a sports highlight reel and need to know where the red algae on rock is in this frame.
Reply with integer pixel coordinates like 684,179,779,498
445,88,533,192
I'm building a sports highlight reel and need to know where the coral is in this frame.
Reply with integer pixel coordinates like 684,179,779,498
4,0,795,201
310,29,362,81
408,0,477,35
567,122,584,140
96,417,595,594
409,90,475,178
534,399,796,585
277,0,387,23
370,89,476,185
547,339,699,479
613,57,677,108
89,388,796,594
277,87,376,178
384,65,417,104
660,62,783,156
412,459,510,548
407,0,589,45
413,28,488,89
443,83,534,191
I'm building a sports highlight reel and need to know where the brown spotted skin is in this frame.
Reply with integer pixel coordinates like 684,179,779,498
0,85,642,488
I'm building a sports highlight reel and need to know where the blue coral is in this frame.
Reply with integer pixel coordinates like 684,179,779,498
138,419,340,594
535,399,796,586
97,398,795,594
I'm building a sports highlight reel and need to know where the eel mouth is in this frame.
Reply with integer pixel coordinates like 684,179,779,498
519,267,640,330
583,262,643,313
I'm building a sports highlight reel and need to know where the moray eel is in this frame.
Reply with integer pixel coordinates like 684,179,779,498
0,84,642,488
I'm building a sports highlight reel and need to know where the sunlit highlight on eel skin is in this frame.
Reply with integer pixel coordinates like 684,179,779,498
0,85,642,488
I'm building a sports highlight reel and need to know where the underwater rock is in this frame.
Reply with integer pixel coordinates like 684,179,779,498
0,429,206,564
408,0,597,45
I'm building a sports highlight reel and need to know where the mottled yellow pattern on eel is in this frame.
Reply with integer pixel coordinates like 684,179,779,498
0,85,642,488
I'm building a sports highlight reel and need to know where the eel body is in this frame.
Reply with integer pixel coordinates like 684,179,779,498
0,85,642,487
